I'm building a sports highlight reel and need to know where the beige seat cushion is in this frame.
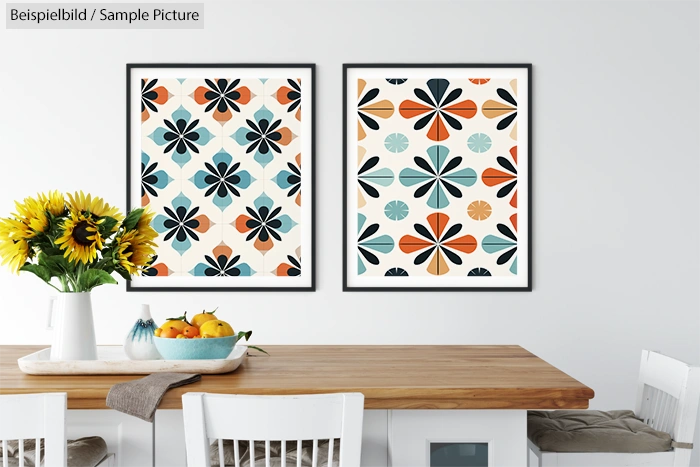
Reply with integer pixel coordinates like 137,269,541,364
0,436,108,467
528,410,672,453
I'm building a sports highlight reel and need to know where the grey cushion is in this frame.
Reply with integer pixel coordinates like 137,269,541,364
0,437,108,467
528,410,672,453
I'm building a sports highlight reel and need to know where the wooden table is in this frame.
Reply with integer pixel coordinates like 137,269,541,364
0,345,593,466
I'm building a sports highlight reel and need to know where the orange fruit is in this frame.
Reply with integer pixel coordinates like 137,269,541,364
183,325,199,338
160,327,181,339
190,310,217,329
199,320,234,338
161,319,188,333
154,328,162,337
176,334,187,339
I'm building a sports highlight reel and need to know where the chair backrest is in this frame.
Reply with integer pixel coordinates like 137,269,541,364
634,350,700,448
182,392,364,467
0,392,67,467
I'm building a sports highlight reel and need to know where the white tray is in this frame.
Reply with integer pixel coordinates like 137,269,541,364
17,345,247,375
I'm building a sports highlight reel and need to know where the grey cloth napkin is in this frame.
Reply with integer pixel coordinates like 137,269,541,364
106,373,201,422
0,437,107,467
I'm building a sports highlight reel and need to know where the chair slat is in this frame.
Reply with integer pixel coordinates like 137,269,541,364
648,386,659,426
265,440,271,467
296,440,301,467
328,438,334,465
250,440,256,467
659,392,672,432
19,439,24,467
2,439,7,467
218,438,224,467
234,439,240,467
311,439,318,467
281,440,286,467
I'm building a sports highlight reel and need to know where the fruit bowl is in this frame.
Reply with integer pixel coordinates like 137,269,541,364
153,335,238,360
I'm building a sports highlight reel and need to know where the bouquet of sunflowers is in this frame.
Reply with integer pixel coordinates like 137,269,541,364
0,191,158,292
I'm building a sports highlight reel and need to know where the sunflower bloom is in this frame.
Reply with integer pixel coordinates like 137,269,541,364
135,206,158,242
13,197,49,237
37,190,66,216
0,219,30,273
116,230,156,275
67,191,124,226
56,212,104,264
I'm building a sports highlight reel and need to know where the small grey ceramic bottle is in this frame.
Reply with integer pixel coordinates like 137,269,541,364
124,304,161,360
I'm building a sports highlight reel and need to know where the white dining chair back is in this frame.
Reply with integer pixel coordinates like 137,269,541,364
0,392,67,467
182,392,364,467
528,350,700,467
634,349,700,466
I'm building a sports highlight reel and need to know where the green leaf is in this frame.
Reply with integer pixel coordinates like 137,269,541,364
77,269,117,292
39,254,74,276
237,330,253,341
99,216,119,236
246,345,269,356
122,209,144,231
115,267,132,281
20,264,52,283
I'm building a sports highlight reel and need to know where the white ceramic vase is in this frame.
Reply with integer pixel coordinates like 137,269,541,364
47,292,98,361
123,304,161,360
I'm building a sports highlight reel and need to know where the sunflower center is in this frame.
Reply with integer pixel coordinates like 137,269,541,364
72,221,95,246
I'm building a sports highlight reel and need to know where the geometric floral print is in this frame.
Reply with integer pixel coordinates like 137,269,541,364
135,72,306,287
347,69,529,286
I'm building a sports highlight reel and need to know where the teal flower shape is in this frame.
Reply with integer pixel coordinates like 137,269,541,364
482,217,518,275
141,152,173,206
399,145,476,209
148,106,215,167
231,106,294,168
357,213,394,275
384,200,409,221
190,150,254,211
153,193,212,255
467,133,492,153
384,133,409,153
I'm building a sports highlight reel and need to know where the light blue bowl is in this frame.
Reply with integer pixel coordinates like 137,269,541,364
153,335,237,360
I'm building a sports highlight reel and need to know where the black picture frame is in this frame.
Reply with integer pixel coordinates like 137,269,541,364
342,63,532,292
127,63,316,292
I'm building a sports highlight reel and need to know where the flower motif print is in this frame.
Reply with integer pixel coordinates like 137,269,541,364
141,152,173,206
232,106,295,167
234,193,297,255
273,247,302,277
357,213,394,275
357,146,394,208
153,193,212,255
482,79,518,139
468,267,491,276
384,133,409,153
385,267,408,276
482,214,518,274
149,106,215,167
273,79,302,121
190,243,254,277
399,213,477,276
399,79,477,141
192,79,252,125
482,146,518,208
141,79,171,122
399,145,476,209
142,255,172,277
272,154,302,206
467,133,492,153
357,79,394,141
191,149,254,211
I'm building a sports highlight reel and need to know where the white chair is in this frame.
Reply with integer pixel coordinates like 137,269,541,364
528,350,700,467
0,393,115,467
182,392,364,467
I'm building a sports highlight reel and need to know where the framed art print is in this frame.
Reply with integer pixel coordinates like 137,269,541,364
127,64,315,291
343,64,531,291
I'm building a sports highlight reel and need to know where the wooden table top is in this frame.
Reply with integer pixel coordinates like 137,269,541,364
0,345,594,410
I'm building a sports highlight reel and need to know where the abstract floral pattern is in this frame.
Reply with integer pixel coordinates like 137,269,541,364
136,74,308,286
349,72,527,284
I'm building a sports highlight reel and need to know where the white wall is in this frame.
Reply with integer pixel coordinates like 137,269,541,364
1,0,699,462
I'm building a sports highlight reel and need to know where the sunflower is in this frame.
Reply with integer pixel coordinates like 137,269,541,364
115,230,156,275
66,191,124,227
37,190,66,217
12,196,49,237
56,212,104,264
0,218,30,273
135,206,158,242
